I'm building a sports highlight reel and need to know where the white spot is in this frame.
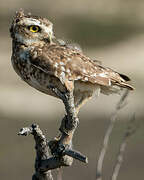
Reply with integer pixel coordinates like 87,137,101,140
42,24,53,35
61,66,65,71
67,58,71,62
108,79,111,86
54,63,58,68
68,72,72,76
75,76,82,80
99,73,107,77
25,39,38,44
84,77,88,81
60,72,65,78
55,71,58,76
92,73,97,77
66,69,71,73
60,62,65,65
82,69,87,73
33,51,38,59
60,72,66,84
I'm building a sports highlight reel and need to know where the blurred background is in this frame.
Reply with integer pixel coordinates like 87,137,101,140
0,0,144,179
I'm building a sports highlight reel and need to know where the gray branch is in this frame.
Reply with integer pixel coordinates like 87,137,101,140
18,87,87,180
18,124,54,180
96,89,130,180
111,114,137,180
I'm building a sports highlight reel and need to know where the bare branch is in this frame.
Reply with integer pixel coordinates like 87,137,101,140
18,87,87,179
96,89,129,180
111,114,137,180
19,124,54,180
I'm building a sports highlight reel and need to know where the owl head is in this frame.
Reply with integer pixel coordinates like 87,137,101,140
10,9,54,45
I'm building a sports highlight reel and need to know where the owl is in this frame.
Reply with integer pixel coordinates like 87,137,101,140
10,9,134,114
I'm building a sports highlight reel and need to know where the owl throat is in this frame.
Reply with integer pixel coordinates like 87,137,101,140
14,33,47,47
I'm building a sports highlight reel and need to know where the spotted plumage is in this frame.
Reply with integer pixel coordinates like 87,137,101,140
10,10,134,113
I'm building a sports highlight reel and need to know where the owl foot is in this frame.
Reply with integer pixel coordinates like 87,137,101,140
48,139,88,163
48,85,79,132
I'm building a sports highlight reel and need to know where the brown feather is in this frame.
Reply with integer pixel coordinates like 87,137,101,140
29,43,134,91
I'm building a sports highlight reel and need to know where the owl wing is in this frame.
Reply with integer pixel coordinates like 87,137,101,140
29,44,134,91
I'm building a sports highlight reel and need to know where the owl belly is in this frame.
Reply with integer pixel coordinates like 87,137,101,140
27,74,57,97
74,81,100,112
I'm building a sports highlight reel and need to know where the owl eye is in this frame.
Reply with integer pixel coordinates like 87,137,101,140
28,25,41,33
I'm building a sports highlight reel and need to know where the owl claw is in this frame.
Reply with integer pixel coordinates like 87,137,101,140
48,139,88,163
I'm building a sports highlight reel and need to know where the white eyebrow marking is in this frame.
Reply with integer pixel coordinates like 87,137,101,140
22,18,41,26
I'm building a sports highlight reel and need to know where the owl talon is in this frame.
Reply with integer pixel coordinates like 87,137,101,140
48,140,88,163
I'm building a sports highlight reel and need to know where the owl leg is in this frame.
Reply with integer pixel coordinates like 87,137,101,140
47,86,87,163
48,86,78,139
74,92,93,114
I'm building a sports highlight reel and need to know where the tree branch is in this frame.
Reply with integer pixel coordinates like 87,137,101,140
18,87,87,180
18,124,54,180
111,114,137,180
96,89,130,180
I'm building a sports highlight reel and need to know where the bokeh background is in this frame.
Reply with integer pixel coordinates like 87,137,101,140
0,0,144,179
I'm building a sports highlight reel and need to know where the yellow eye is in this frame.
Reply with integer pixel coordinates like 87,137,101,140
29,25,40,33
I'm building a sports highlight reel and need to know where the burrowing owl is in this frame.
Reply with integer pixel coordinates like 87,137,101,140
10,10,133,114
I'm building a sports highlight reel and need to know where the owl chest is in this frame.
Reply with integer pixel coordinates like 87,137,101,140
12,52,50,90
11,51,63,97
